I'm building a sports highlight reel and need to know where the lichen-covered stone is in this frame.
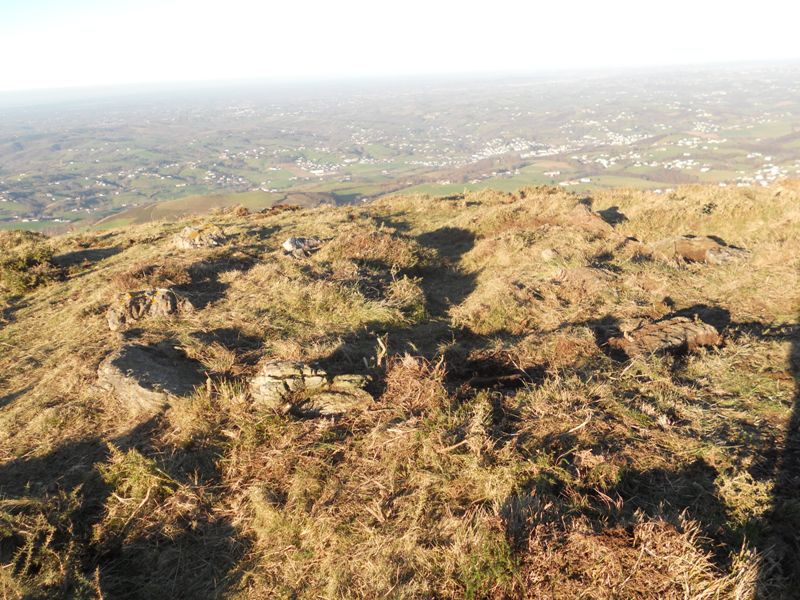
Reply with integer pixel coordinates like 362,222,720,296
106,288,193,331
97,343,205,413
250,359,370,415
608,316,722,357
174,224,226,249
282,236,322,258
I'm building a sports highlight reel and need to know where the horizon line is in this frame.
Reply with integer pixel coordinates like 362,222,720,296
2,57,800,99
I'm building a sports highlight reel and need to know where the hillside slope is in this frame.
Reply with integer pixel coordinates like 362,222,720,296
91,190,331,230
1,184,799,599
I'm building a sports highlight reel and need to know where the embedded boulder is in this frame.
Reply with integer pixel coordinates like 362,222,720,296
653,236,748,265
97,343,205,413
566,204,615,236
174,224,226,249
250,360,370,416
106,289,193,331
553,267,615,291
608,316,722,357
282,236,322,258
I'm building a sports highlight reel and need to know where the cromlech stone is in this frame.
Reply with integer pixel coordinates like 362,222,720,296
97,343,205,413
553,267,615,292
106,288,193,331
654,235,748,265
566,204,615,236
608,316,722,357
174,224,226,249
250,359,371,416
282,236,322,258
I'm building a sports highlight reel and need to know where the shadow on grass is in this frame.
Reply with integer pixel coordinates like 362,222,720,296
314,225,541,396
0,412,248,599
175,251,259,309
0,385,31,410
190,327,264,367
0,297,29,328
596,205,628,226
757,322,800,598
312,224,545,407
54,246,123,268
415,226,477,305
502,304,800,595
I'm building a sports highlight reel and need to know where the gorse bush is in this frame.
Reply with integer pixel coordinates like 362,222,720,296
0,230,60,295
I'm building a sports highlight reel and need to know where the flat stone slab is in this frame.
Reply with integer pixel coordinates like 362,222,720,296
106,288,193,331
250,359,370,416
97,343,205,413
174,224,226,249
653,236,748,265
608,316,722,357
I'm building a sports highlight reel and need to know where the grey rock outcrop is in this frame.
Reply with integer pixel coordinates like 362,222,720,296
608,316,722,357
106,289,193,331
282,236,322,258
97,343,205,413
250,360,370,416
174,224,226,249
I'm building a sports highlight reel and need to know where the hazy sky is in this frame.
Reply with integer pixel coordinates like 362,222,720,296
2,0,799,92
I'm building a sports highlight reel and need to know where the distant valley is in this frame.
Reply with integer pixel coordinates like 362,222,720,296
2,63,800,231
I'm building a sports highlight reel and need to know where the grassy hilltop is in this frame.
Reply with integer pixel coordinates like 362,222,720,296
0,184,799,598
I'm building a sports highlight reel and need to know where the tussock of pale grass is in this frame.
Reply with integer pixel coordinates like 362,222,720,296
382,354,449,416
383,275,427,322
109,260,192,293
520,514,759,599
316,223,433,271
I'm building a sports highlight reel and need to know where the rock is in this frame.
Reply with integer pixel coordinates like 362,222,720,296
653,235,748,265
282,236,322,258
616,237,656,261
97,343,205,413
574,449,606,470
566,204,615,236
540,248,558,261
106,289,193,331
174,224,226,249
250,359,370,416
553,267,614,290
608,316,722,357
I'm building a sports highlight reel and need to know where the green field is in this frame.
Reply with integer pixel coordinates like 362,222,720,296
93,191,287,229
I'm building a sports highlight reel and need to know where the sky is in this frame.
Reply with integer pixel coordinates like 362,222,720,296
1,0,800,92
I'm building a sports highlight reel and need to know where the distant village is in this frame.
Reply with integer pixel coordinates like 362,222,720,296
2,68,799,228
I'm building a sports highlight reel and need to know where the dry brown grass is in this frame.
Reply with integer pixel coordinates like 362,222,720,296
108,260,192,293
0,183,798,598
